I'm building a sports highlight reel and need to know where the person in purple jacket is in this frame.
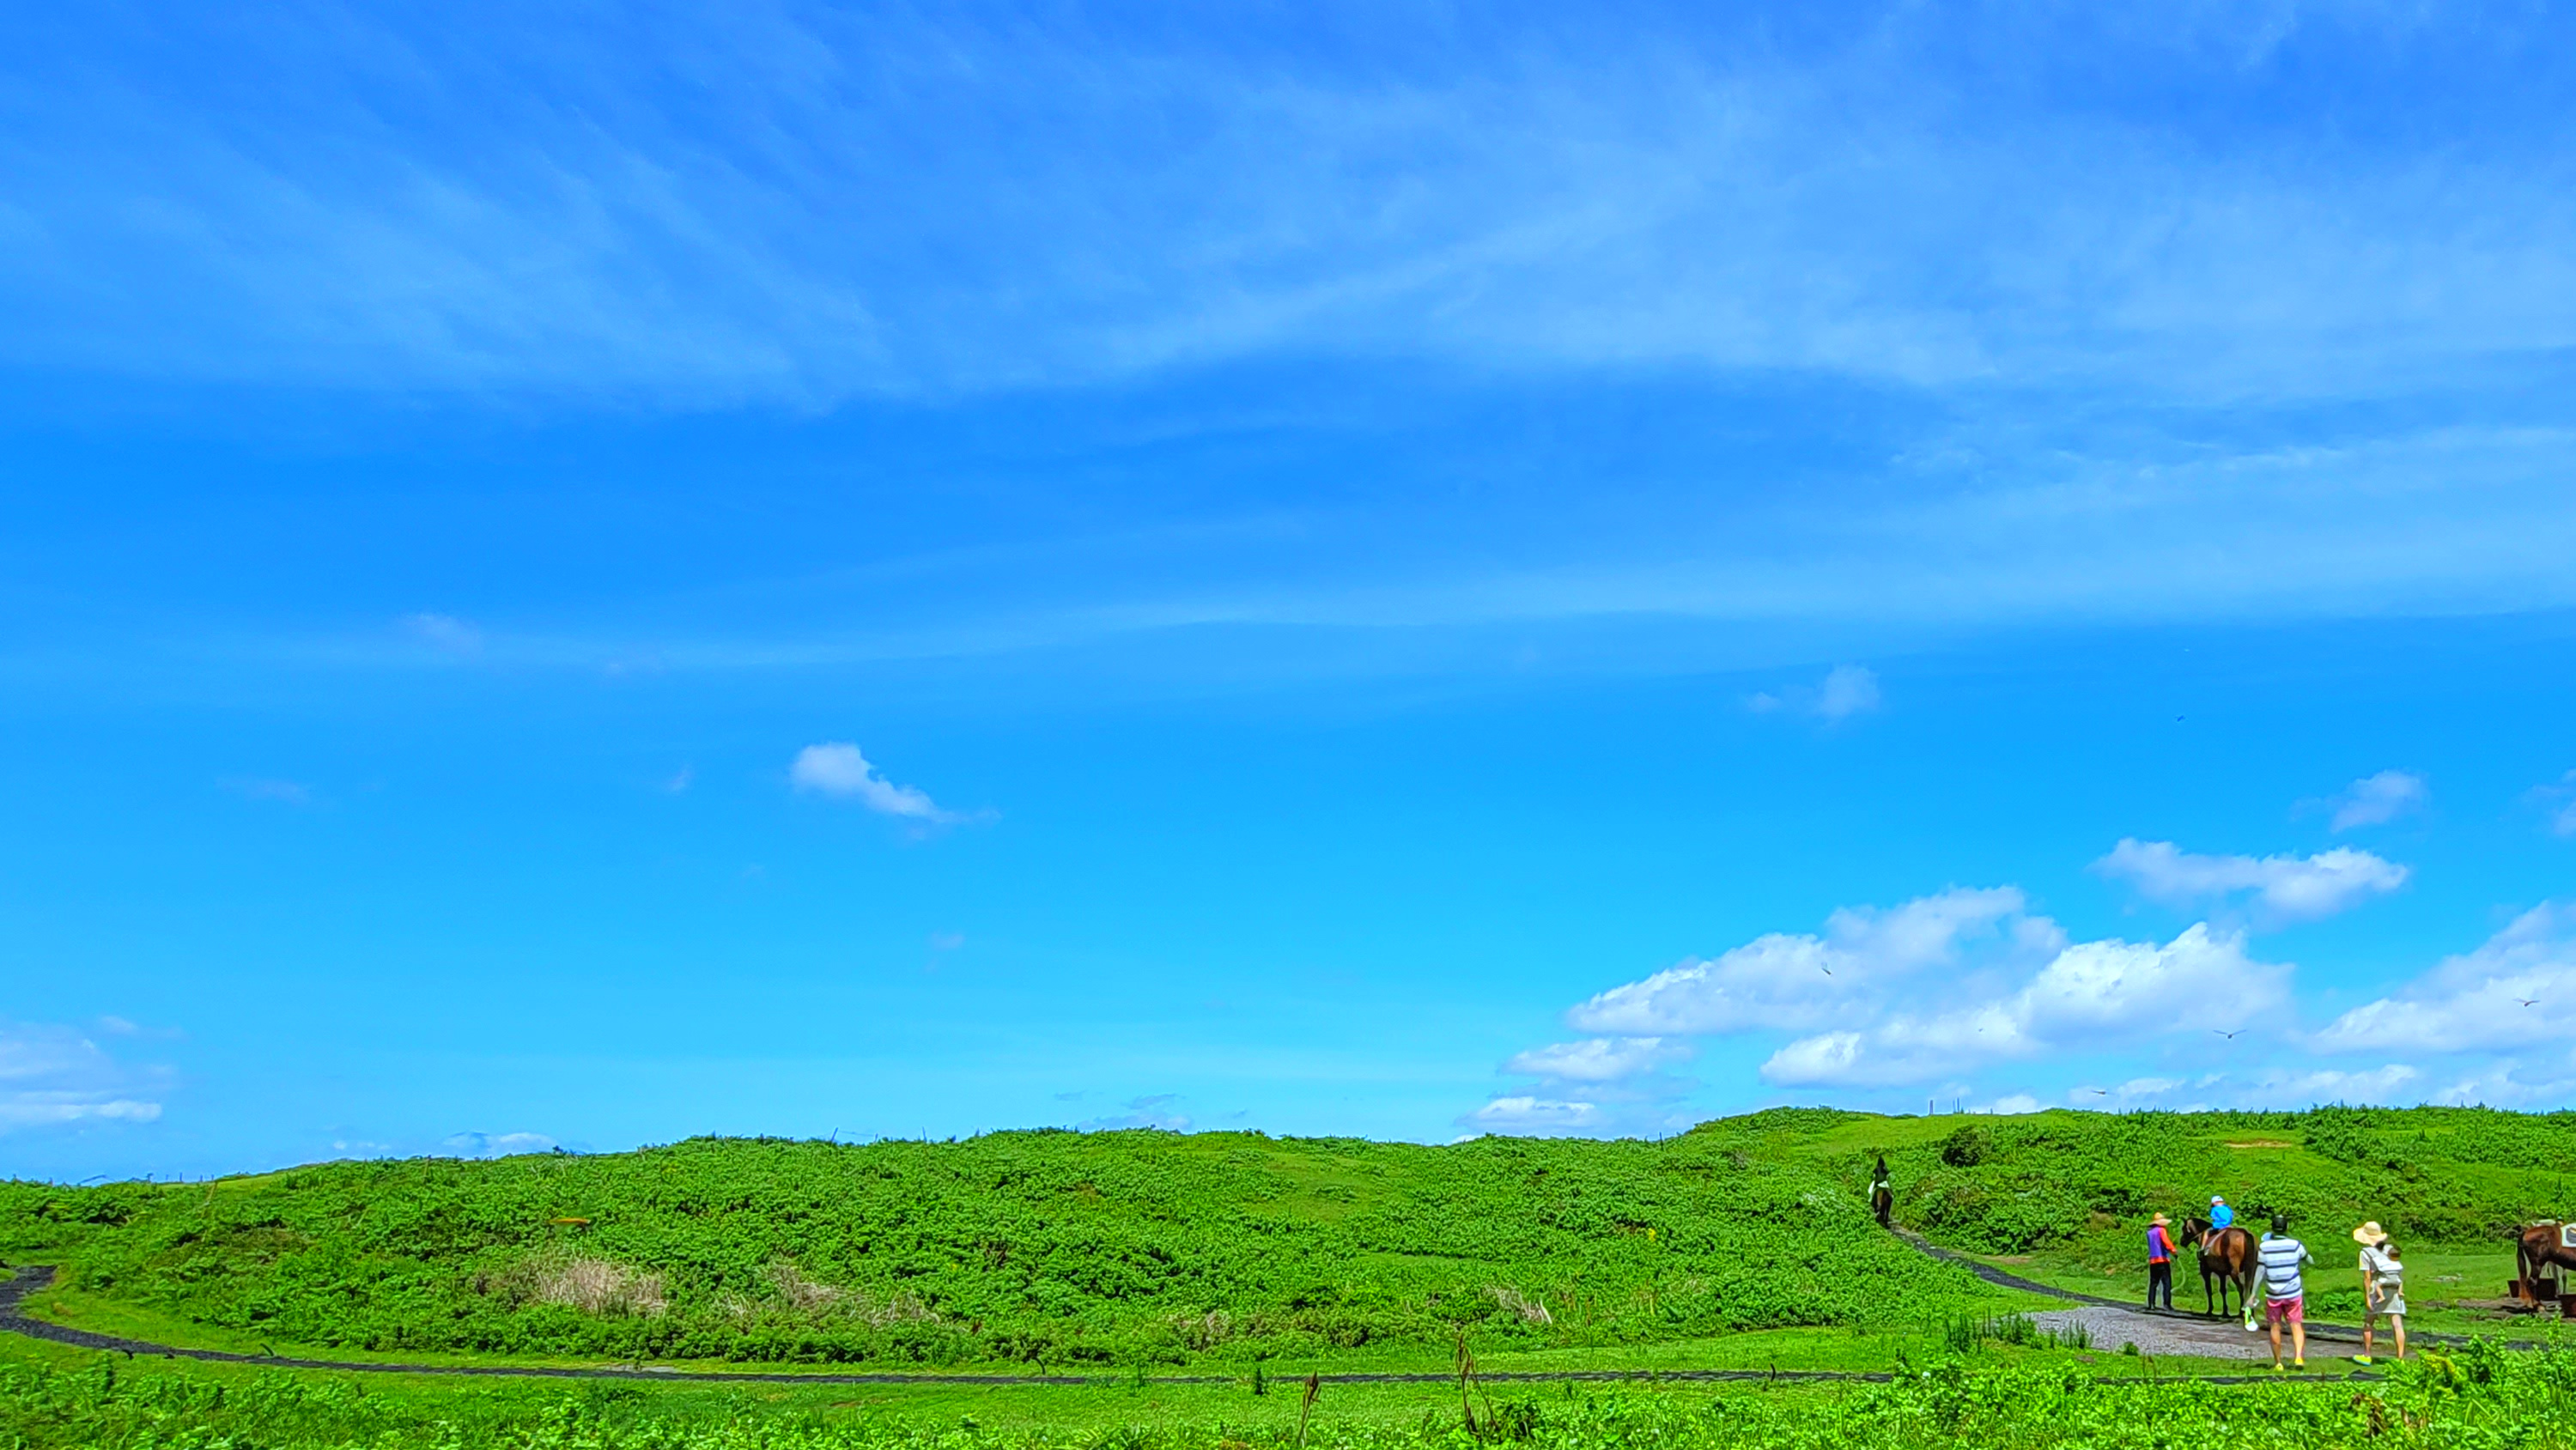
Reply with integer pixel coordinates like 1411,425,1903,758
2146,1212,2180,1310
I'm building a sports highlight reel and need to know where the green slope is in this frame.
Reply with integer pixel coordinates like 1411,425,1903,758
8,1105,2572,1369
1706,1105,2574,1322
1,1116,2002,1366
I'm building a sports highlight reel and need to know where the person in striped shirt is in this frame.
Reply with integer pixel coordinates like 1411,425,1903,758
2257,1213,2315,1371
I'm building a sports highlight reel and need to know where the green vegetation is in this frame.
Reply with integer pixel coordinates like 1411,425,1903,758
1840,1105,2573,1325
6,1328,2576,1450
9,1105,2573,1376
2,1116,2011,1368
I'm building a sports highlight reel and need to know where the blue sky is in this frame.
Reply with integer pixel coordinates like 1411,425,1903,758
8,0,2576,1180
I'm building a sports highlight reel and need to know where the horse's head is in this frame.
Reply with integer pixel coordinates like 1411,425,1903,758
2182,1216,2210,1247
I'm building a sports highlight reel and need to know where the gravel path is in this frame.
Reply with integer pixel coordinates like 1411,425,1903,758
2029,1307,2279,1361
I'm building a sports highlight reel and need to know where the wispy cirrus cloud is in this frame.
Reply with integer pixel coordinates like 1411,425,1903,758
221,776,313,806
0,1020,166,1132
2529,771,2576,838
8,4,2576,410
1747,664,1881,723
400,613,484,656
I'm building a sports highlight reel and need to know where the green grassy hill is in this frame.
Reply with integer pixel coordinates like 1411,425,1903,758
8,1105,2573,1368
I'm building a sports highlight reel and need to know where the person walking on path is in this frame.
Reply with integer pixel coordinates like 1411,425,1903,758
2146,1213,2180,1310
2353,1223,2407,1363
1869,1156,1894,1229
2257,1213,2315,1370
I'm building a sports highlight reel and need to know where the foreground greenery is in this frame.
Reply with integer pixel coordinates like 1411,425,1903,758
5,1105,2572,1372
5,1328,2575,1450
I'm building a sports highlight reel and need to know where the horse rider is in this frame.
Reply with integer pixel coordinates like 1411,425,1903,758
2208,1195,2234,1233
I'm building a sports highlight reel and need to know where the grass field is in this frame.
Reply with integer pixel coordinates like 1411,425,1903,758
9,1104,2576,1446
3,1324,2569,1449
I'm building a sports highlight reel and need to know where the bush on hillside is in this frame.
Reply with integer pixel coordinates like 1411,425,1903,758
0,1131,1996,1367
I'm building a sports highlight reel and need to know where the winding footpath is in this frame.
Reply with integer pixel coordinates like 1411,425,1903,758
0,1259,2393,1390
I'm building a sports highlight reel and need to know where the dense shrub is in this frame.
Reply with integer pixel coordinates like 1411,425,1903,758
14,1104,2576,1371
1,1130,1996,1367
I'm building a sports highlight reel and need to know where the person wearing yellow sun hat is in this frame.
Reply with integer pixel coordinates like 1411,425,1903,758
2352,1222,2405,1362
2146,1212,2180,1310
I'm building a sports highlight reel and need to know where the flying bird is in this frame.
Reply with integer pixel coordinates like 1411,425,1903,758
2090,1089,2109,1095
2519,998,2541,1008
2212,1029,2245,1039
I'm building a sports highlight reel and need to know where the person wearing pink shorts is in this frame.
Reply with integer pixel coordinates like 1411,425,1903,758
2256,1214,2315,1370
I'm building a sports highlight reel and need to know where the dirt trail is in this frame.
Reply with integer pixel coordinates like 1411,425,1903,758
0,1263,2377,1388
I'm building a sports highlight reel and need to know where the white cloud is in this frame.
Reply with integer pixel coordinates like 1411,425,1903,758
1817,665,1883,721
222,776,313,806
2259,1065,2422,1104
401,612,483,655
2312,904,2576,1054
2087,1076,2184,1105
2328,770,2429,831
1502,1037,1687,1082
2093,839,2407,923
442,1131,558,1157
0,1094,161,1128
1569,886,2037,1034
789,743,962,822
1761,924,2286,1088
1462,1096,1601,1134
1080,1094,1190,1131
2425,1061,2576,1107
1746,664,1881,722
1557,881,2284,1094
2530,771,2576,837
0,1021,166,1132
2070,1066,2424,1111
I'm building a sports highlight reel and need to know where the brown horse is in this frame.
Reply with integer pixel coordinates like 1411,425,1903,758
2515,1222,2576,1308
2185,1216,2258,1320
